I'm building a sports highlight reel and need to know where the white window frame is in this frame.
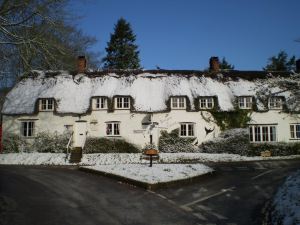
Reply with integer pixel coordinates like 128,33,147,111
21,121,35,137
179,123,195,137
238,96,253,109
39,99,54,111
115,97,130,109
269,97,283,110
93,97,107,110
249,125,277,142
106,122,120,136
171,97,186,109
290,124,300,139
199,97,214,109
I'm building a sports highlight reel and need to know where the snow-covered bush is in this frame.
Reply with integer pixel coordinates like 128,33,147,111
158,129,197,153
199,128,250,155
249,142,300,156
264,170,300,225
84,137,140,153
200,128,300,156
31,132,69,153
2,133,30,153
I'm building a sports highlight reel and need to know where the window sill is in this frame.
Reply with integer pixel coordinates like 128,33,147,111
289,139,300,141
179,136,195,138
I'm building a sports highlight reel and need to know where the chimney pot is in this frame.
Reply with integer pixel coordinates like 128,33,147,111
209,56,220,72
296,59,300,73
77,56,86,73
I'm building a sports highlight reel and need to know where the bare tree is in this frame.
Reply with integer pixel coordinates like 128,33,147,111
0,0,99,85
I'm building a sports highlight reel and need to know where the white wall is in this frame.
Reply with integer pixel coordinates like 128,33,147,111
2,109,221,148
250,111,300,142
2,109,299,149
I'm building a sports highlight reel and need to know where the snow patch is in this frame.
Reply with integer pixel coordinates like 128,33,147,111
82,164,213,184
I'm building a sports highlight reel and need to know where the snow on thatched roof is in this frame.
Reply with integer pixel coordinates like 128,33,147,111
1,70,295,115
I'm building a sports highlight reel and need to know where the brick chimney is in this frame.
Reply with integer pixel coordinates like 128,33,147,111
209,56,220,72
77,56,86,73
296,59,300,73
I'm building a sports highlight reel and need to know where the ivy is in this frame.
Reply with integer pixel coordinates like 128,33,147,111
210,110,251,131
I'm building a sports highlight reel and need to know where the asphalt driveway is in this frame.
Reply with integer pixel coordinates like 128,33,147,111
0,159,299,225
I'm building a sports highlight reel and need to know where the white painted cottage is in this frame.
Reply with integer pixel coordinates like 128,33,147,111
1,58,300,151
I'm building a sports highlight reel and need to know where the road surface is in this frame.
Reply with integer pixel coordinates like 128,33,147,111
0,159,299,225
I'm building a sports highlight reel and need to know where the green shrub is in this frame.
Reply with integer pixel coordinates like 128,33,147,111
200,128,300,156
32,132,69,153
158,129,197,153
2,133,30,153
199,128,251,155
84,137,140,153
248,142,300,156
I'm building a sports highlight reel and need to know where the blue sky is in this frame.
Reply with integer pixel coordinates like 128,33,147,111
70,0,300,70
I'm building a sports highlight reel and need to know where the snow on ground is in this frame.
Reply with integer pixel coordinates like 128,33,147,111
82,164,213,184
270,170,300,225
1,152,300,165
80,153,300,165
0,153,73,165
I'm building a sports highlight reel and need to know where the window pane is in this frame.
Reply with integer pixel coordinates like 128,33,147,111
249,127,253,142
41,99,47,110
207,98,213,108
270,126,276,141
172,98,178,108
28,122,34,136
106,124,112,135
22,122,27,136
180,124,186,136
179,98,185,108
47,99,53,110
117,98,122,108
296,125,300,138
255,127,261,142
200,99,206,108
246,97,252,108
290,125,295,138
239,97,245,108
114,123,120,135
100,98,105,108
262,126,269,141
188,124,194,136
96,98,100,108
124,98,129,108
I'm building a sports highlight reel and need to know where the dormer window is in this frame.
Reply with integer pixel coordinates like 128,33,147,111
171,97,186,109
269,97,283,109
238,96,253,109
39,99,54,111
199,97,214,109
93,97,107,110
115,97,130,109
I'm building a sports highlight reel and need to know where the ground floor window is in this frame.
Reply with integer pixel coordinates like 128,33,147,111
180,123,195,137
21,121,35,137
106,122,120,136
249,125,276,142
290,124,300,139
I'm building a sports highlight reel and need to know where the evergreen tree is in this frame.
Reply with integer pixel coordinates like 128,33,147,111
219,57,234,70
263,51,296,71
103,18,141,69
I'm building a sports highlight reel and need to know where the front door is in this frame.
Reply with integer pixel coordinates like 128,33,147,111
73,120,87,148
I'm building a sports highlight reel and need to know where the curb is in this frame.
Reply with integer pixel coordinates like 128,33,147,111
79,167,215,190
